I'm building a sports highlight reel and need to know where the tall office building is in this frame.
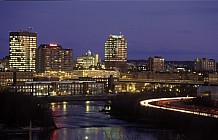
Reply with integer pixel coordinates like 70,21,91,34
148,56,165,72
104,34,127,70
36,44,73,73
76,50,99,69
194,58,216,72
9,30,37,72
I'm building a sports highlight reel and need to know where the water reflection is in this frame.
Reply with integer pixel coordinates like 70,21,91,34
47,101,183,140
0,101,184,140
63,102,67,112
86,101,90,112
50,131,58,140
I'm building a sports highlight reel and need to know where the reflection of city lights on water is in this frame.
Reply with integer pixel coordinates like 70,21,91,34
63,128,67,140
57,105,60,109
108,106,111,110
50,130,58,140
86,101,91,112
63,102,67,112
86,105,90,112
51,102,56,111
103,127,124,139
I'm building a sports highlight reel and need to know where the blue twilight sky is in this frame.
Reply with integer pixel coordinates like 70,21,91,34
0,0,218,61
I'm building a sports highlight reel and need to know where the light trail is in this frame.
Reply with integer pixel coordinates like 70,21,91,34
140,97,218,119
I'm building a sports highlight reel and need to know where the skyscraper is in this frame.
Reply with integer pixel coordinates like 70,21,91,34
104,34,127,70
36,44,73,73
148,56,165,72
9,30,37,72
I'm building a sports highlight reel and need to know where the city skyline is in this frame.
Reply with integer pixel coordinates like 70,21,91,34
1,1,218,61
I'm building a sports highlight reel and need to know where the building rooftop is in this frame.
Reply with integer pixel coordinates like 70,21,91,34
110,34,124,39
38,44,63,49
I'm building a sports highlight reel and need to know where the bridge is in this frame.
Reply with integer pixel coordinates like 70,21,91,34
120,79,205,85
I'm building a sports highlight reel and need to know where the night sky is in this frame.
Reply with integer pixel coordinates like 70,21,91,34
0,0,218,61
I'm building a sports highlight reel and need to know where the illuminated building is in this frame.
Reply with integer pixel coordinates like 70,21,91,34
76,50,99,69
36,44,73,73
104,34,127,70
12,80,105,96
0,56,9,71
34,69,119,83
148,56,165,72
194,58,216,72
0,71,33,87
9,30,37,72
70,69,120,79
34,69,119,93
0,63,3,72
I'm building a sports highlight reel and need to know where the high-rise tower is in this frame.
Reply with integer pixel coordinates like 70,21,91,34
36,44,73,73
9,30,37,72
104,34,127,70
148,56,165,72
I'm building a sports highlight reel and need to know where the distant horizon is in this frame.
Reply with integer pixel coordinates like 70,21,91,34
1,28,217,61
1,1,218,61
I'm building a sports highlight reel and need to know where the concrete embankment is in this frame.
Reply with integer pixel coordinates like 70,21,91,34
40,94,117,102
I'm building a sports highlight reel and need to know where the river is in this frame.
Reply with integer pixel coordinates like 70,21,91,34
0,101,183,140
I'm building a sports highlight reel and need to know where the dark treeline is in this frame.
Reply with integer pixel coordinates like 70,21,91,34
187,96,217,107
0,91,56,130
109,93,218,140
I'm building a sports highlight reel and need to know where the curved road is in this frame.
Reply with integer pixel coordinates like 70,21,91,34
140,97,218,119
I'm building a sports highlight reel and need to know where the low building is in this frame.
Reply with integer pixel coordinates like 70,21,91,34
204,74,218,83
70,70,120,79
194,58,216,72
76,50,99,69
0,56,9,71
34,69,120,83
79,76,119,93
12,80,105,96
0,72,13,87
0,72,34,87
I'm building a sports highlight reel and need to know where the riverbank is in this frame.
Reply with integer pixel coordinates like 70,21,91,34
41,94,117,102
0,91,57,133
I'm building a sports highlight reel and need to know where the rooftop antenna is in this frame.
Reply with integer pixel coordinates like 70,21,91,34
29,27,32,32
120,32,122,36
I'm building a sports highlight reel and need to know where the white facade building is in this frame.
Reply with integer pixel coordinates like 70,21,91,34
76,50,99,69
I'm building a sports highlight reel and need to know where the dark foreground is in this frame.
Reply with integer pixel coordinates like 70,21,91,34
0,98,217,140
0,92,56,132
0,101,190,140
1,92,218,140
109,93,218,140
